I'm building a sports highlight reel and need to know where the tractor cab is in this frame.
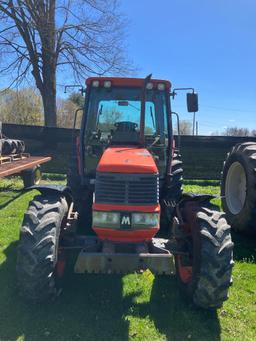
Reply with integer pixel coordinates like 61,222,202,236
82,77,171,180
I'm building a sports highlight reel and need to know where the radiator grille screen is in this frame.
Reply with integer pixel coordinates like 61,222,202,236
95,172,159,205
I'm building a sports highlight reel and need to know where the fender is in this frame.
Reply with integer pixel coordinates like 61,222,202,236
180,192,216,203
25,185,73,203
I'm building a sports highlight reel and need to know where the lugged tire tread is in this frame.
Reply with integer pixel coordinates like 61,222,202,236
169,150,183,201
192,206,234,309
16,194,68,302
161,150,183,228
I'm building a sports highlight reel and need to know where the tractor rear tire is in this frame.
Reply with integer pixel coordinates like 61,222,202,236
16,193,68,302
221,142,256,235
161,150,183,227
170,149,183,200
21,165,42,188
176,205,234,309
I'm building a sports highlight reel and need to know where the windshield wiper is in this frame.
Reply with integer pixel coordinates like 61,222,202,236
96,104,103,127
150,106,155,130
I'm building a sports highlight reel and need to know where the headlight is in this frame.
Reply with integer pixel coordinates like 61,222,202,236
92,80,100,87
157,83,165,90
93,211,159,229
132,213,159,227
146,82,154,90
104,80,111,88
93,211,120,228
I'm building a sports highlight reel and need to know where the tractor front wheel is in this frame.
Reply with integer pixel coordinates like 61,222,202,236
176,205,234,309
16,193,68,302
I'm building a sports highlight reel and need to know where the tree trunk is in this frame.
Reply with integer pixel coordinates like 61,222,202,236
41,76,57,127
40,0,57,127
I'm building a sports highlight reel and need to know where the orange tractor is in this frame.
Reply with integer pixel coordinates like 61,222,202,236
16,76,234,309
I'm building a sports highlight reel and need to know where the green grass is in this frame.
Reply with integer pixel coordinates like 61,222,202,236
0,177,255,341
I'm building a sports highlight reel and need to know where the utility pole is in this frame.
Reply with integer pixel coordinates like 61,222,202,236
196,121,199,135
192,112,196,135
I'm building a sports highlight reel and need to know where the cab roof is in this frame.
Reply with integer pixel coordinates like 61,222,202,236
86,77,171,89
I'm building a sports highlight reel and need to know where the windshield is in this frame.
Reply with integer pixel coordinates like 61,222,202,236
97,100,155,134
85,87,167,144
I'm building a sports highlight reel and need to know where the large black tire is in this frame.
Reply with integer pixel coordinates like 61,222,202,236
1,138,25,155
2,139,13,155
170,149,183,200
221,142,256,234
21,165,42,188
16,193,68,302
161,150,183,227
176,205,234,309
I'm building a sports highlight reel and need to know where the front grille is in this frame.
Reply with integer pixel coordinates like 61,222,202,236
95,172,159,205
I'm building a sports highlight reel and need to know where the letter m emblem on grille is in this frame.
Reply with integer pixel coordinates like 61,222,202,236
121,216,130,225
120,213,132,229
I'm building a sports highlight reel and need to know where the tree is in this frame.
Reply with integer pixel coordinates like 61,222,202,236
0,87,43,124
57,97,77,128
97,107,122,132
223,127,250,136
0,0,131,127
251,129,256,137
68,92,85,108
179,120,192,135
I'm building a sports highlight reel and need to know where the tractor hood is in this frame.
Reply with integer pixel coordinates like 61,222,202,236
97,147,158,174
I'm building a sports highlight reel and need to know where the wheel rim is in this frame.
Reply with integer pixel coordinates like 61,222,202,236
34,168,41,185
176,256,193,283
225,161,247,215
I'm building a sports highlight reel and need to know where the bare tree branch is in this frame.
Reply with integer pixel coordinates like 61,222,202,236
0,0,133,126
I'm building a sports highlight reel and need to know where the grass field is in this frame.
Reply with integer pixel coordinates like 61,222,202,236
0,177,255,341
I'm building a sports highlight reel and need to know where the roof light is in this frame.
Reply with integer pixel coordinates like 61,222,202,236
92,80,100,87
146,82,154,90
157,83,165,90
104,80,112,88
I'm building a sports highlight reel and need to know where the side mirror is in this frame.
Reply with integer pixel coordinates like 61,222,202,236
187,93,198,112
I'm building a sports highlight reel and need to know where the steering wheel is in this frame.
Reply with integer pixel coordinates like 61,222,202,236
114,121,138,132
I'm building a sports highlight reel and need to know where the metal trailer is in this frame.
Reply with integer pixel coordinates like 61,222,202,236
0,153,51,187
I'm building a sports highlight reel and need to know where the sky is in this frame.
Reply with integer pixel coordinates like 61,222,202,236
0,1,255,135
119,0,256,135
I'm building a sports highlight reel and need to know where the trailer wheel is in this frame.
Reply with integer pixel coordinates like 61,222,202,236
21,165,42,188
221,142,256,234
176,205,234,309
16,193,68,302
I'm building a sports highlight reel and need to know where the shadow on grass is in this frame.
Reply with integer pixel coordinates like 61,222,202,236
128,277,221,341
0,183,22,193
232,231,256,263
0,188,24,209
183,179,220,187
0,242,129,341
0,242,221,341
